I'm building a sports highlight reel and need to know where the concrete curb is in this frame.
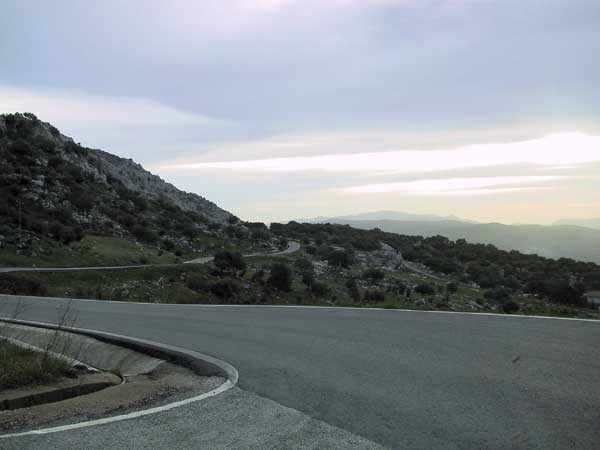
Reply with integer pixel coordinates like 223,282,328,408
0,318,239,439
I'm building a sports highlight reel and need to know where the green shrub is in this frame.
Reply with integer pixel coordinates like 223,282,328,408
211,279,241,299
186,274,208,292
270,263,293,292
131,225,159,244
0,273,47,296
362,268,385,283
364,289,385,303
501,300,520,314
214,250,246,273
310,281,330,297
414,283,435,295
346,278,361,302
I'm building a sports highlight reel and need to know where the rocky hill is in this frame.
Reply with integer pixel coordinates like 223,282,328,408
0,113,232,248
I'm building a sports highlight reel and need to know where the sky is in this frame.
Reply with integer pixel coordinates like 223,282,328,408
1,0,599,224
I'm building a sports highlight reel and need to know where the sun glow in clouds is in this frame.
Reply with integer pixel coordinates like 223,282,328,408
161,132,600,174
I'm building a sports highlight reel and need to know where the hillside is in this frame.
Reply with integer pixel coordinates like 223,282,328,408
317,218,600,264
0,113,250,265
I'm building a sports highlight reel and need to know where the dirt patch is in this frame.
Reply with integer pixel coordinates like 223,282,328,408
0,362,224,433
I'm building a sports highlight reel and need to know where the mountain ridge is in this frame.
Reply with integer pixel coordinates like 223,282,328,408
315,217,600,264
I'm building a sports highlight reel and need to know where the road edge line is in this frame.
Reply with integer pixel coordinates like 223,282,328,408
0,318,239,439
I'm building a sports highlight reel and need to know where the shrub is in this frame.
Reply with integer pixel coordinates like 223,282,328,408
270,263,293,292
301,271,315,288
294,258,313,273
501,300,520,314
211,279,241,299
186,274,209,292
362,268,385,283
484,286,513,303
446,282,458,294
310,281,330,297
0,274,47,296
214,250,246,273
414,283,436,295
131,225,159,244
162,239,175,251
346,278,361,302
364,289,385,303
327,249,354,268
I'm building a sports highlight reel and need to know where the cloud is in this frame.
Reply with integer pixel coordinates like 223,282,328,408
339,176,565,196
160,132,600,174
0,84,231,162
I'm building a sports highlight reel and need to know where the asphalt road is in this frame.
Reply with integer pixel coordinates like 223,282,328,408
1,296,598,450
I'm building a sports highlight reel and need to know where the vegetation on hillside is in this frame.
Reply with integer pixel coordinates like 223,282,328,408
0,113,271,265
271,222,600,308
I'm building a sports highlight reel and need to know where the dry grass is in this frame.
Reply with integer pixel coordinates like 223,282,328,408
0,339,75,389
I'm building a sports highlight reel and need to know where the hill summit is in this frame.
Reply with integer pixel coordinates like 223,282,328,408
0,112,232,248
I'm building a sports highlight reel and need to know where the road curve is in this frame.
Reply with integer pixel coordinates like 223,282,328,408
1,296,598,450
0,241,301,273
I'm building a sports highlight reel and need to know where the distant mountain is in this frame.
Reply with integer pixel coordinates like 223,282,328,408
320,218,600,264
298,210,476,224
0,113,232,246
554,218,600,230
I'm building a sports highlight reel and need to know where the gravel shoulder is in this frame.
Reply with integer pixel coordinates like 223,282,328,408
0,361,224,434
3,386,387,450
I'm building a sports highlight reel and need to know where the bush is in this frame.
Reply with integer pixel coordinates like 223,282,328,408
301,271,315,288
162,239,175,251
501,300,520,314
446,282,458,294
364,289,385,303
362,268,385,283
414,283,435,295
0,274,47,296
346,278,361,302
214,250,246,273
270,263,293,292
186,274,209,292
327,249,354,268
310,281,330,297
131,225,159,244
294,258,313,273
211,279,241,299
484,286,513,303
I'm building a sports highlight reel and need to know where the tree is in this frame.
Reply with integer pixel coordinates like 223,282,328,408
214,250,246,274
270,263,293,292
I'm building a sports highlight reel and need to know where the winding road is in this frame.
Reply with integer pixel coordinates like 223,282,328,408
0,241,301,273
1,295,599,450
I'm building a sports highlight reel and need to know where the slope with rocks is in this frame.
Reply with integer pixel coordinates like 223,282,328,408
0,113,243,265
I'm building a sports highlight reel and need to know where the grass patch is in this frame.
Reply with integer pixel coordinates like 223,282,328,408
0,340,75,389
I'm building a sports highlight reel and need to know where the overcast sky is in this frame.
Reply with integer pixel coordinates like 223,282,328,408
1,0,599,223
